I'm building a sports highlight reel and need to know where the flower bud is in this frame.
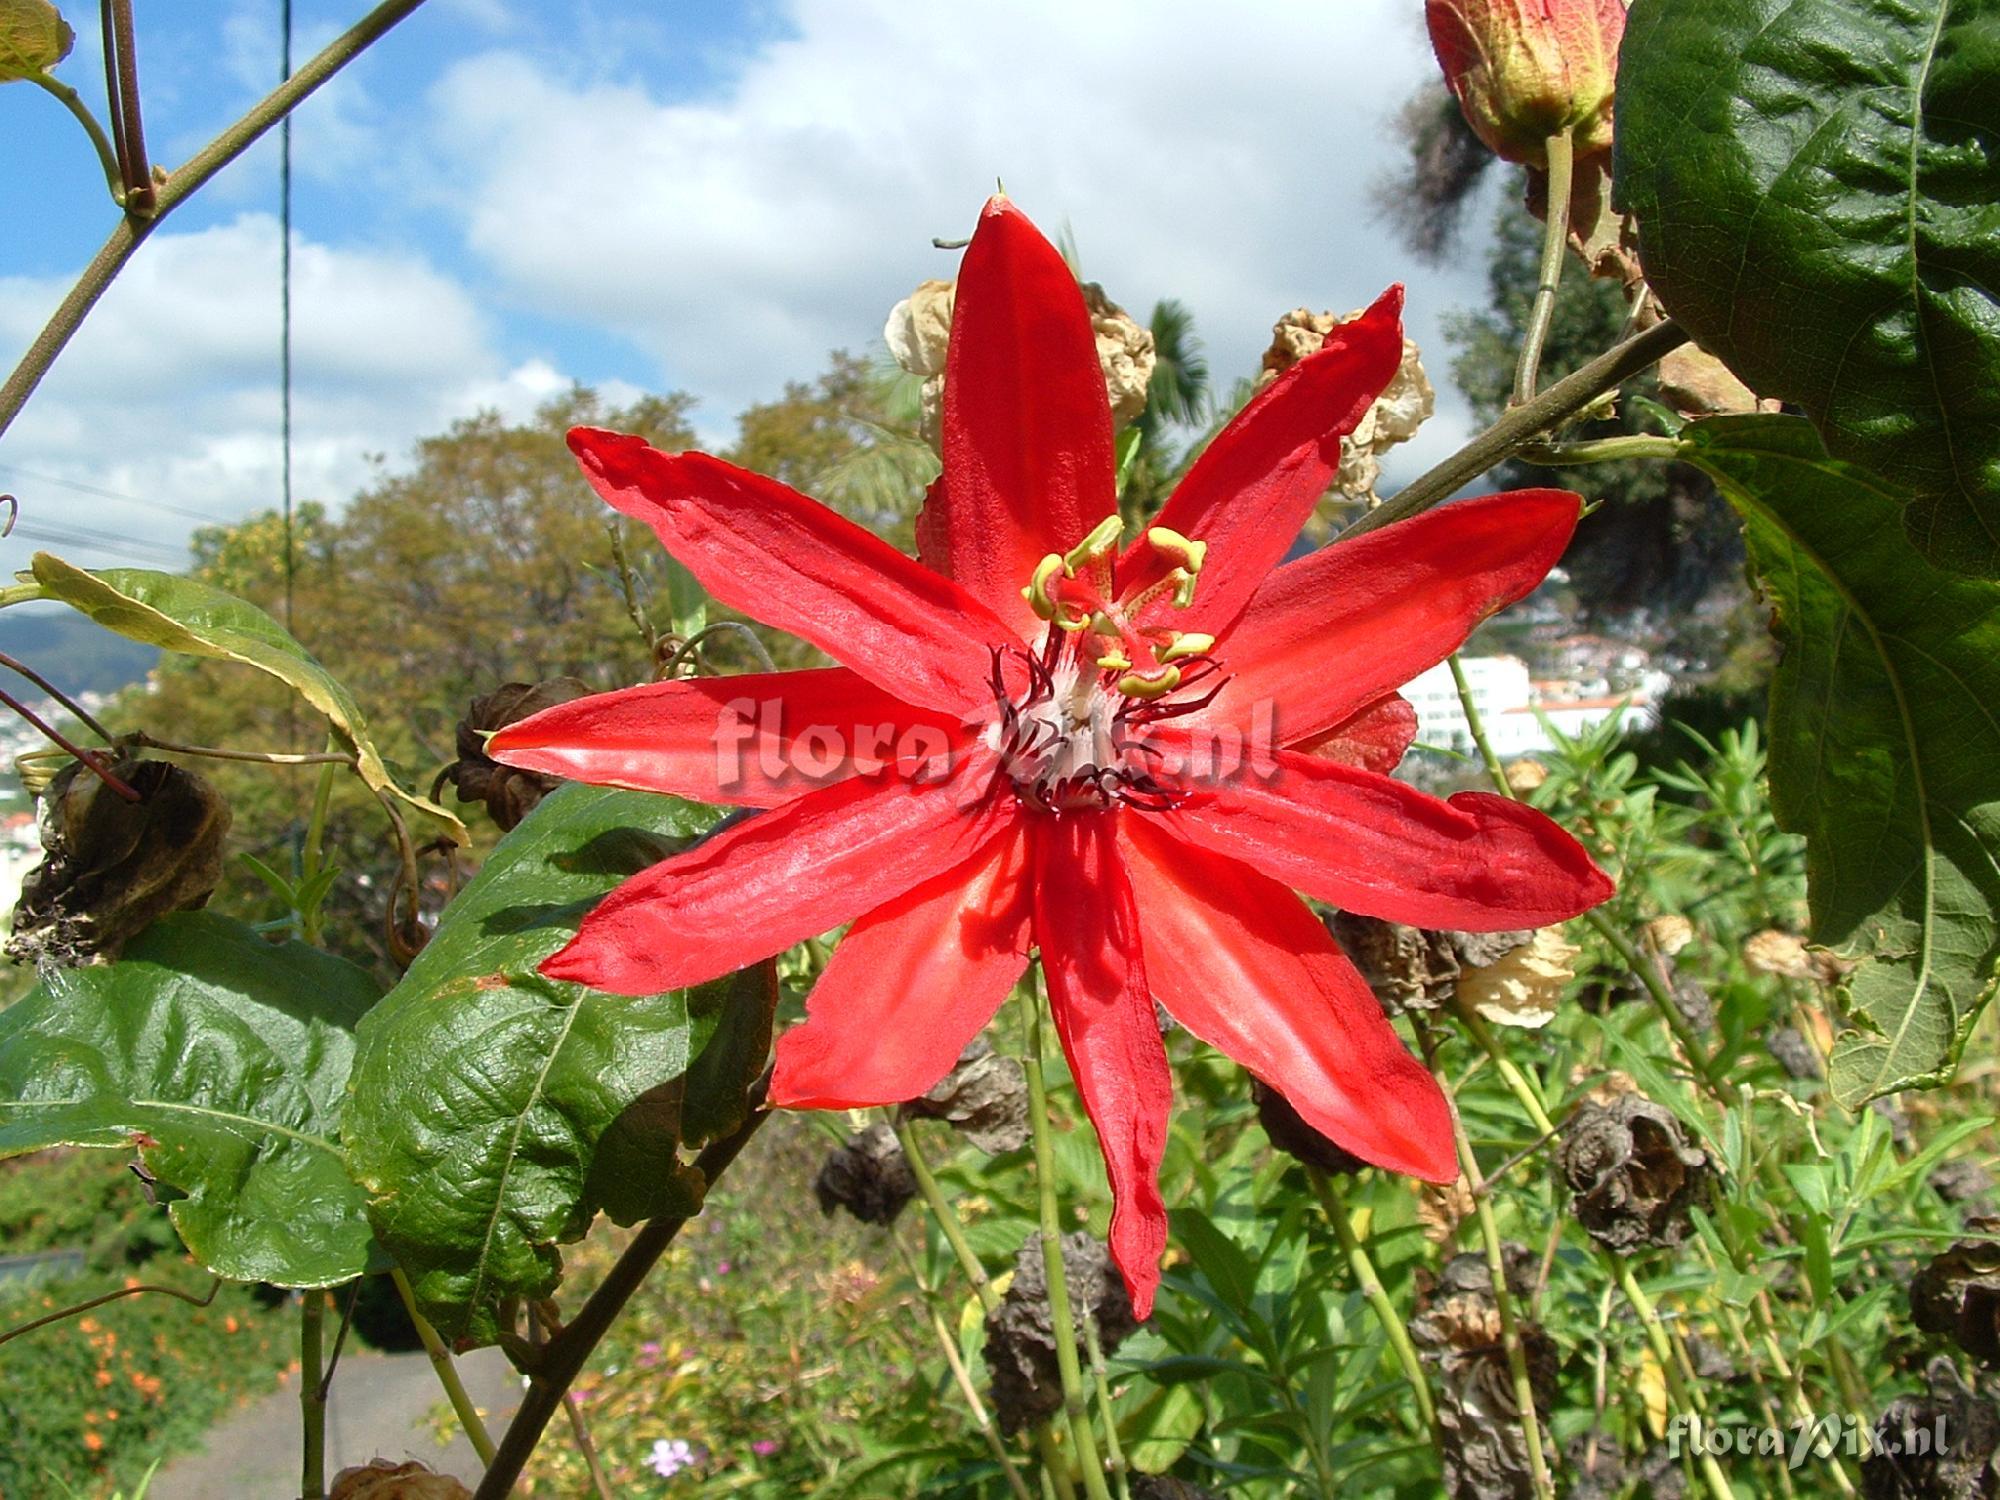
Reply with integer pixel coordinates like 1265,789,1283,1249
1424,0,1626,166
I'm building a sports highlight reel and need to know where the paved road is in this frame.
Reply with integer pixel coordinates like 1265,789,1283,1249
151,1346,521,1499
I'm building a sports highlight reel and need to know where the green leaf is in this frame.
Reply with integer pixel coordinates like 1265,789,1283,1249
1679,415,2000,1104
1170,1205,1258,1316
1116,1378,1204,1475
343,784,774,1343
0,0,73,80
24,553,466,841
1617,0,2000,574
0,912,379,1286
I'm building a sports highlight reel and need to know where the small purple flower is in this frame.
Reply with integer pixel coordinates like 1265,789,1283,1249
638,1341,662,1367
648,1438,698,1479
717,1259,733,1274
752,1439,780,1458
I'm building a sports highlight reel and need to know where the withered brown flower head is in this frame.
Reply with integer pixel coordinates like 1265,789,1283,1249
900,1038,1030,1155
1252,1077,1368,1175
1328,911,1532,1015
329,1459,473,1500
7,757,229,968
1910,1221,2000,1366
1560,1094,1711,1253
985,1231,1139,1435
1859,1357,2000,1500
1412,1248,1559,1500
443,679,591,831
813,1122,917,1226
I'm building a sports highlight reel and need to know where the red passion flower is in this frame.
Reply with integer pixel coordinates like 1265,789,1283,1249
489,197,1613,1316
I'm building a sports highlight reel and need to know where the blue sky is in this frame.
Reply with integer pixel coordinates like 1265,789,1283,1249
0,0,1501,573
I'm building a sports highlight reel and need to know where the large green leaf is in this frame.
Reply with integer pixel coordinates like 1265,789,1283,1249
1617,0,2000,575
343,784,774,1343
0,912,380,1286
1679,415,2000,1105
21,553,466,841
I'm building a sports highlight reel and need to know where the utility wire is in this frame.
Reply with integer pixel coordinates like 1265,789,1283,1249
0,464,236,525
280,0,296,635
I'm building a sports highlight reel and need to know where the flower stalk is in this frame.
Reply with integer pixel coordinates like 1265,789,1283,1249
1305,1168,1438,1443
0,0,432,439
391,1266,497,1465
1345,318,1689,540
1021,985,1119,1500
299,1290,327,1500
26,70,125,203
1514,131,1575,405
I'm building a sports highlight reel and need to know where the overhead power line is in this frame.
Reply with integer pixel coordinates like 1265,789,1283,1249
0,463,236,526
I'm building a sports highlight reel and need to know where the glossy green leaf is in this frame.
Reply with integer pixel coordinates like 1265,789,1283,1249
23,553,466,841
1680,415,2000,1105
1617,0,2000,575
0,912,379,1286
0,0,73,80
344,784,774,1343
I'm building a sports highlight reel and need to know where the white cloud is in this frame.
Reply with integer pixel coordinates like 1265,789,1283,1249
0,214,569,572
427,0,1492,466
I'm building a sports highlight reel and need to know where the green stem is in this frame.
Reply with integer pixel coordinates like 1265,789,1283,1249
1079,1310,1133,1500
1519,435,1685,467
1514,131,1575,406
1344,318,1689,541
1021,989,1118,1500
298,752,339,944
893,1118,998,1315
28,71,125,203
299,1291,327,1500
391,1267,497,1465
1451,998,1559,1140
1611,1259,1735,1500
1305,1168,1439,1444
1588,911,1730,1096
0,0,431,439
1449,654,1510,793
896,1117,1080,1500
892,1235,1037,1500
1455,1120,1555,1500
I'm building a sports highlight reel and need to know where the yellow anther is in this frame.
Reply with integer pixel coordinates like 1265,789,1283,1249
1063,514,1126,573
1169,567,1200,609
1116,665,1182,700
1157,631,1216,664
1023,553,1070,620
1145,526,1208,575
1095,648,1133,673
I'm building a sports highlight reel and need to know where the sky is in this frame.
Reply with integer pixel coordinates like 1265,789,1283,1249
0,0,1501,576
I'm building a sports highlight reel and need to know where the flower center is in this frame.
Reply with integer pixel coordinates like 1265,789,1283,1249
985,516,1224,813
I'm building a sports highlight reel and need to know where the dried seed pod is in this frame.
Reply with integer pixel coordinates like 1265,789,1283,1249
1257,309,1434,512
1859,1357,2000,1500
1459,926,1578,1029
900,1038,1029,1155
1251,1077,1367,1175
8,757,230,968
1328,912,1532,1016
443,679,591,831
330,1460,474,1500
1910,1221,2000,1366
985,1231,1139,1435
1411,1248,1559,1500
1645,915,1695,956
1560,1095,1711,1253
813,1122,916,1226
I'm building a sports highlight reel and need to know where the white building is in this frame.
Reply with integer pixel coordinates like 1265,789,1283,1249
1402,656,1659,762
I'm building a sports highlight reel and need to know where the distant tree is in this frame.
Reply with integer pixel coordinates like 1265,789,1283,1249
1123,298,1214,521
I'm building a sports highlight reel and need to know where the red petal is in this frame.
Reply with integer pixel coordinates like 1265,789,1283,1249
770,824,1031,1109
487,668,968,809
922,198,1113,633
1294,693,1418,774
1031,813,1171,1319
1194,489,1579,746
541,751,1011,994
569,428,1020,714
1157,749,1614,932
1120,287,1405,638
1120,819,1456,1182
